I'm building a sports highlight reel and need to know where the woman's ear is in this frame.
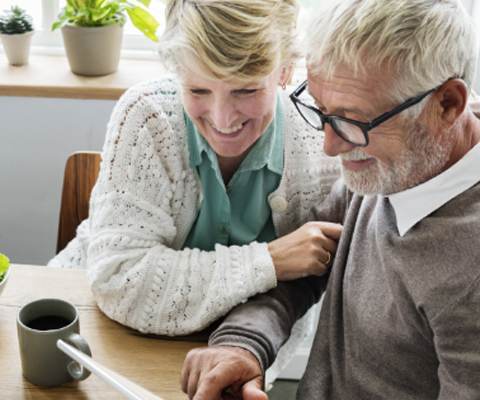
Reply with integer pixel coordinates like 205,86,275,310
435,79,468,125
279,63,295,88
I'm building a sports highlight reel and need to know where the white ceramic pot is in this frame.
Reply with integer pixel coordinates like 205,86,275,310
61,24,123,76
0,30,34,66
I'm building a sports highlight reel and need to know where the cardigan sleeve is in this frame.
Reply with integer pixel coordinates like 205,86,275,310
84,79,277,336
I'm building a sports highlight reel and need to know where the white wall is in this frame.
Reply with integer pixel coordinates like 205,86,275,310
0,96,115,265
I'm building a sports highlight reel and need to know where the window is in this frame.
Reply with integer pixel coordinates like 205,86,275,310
0,0,165,57
0,0,479,59
297,0,321,32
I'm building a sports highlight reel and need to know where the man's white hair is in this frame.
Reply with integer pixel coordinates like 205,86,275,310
306,0,478,109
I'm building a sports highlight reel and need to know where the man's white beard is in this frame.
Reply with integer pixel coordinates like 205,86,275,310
340,120,455,196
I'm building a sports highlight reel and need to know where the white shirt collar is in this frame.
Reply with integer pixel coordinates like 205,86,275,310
388,142,480,236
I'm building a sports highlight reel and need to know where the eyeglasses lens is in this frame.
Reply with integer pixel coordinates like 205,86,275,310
296,102,324,129
295,83,367,146
333,120,367,145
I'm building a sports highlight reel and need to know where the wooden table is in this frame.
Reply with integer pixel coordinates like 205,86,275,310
0,264,209,399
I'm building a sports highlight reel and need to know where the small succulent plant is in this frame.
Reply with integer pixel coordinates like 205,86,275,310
0,5,34,35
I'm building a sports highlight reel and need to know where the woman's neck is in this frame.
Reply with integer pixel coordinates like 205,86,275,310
216,139,259,185
217,153,248,185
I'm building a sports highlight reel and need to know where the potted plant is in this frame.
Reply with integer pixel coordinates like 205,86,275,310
52,0,165,76
0,6,34,66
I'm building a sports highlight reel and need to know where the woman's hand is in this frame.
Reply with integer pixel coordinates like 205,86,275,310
268,221,343,281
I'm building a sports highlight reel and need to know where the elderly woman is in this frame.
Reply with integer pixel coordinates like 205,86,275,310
49,0,341,381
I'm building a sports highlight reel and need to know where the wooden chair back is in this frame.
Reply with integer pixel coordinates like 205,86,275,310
56,151,102,254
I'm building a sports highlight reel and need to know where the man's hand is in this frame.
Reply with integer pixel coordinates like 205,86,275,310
181,346,267,400
268,221,343,281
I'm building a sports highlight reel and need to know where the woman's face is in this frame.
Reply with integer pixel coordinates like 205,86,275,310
181,68,283,159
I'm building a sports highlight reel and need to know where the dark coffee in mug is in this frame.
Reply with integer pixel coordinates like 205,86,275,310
26,315,72,331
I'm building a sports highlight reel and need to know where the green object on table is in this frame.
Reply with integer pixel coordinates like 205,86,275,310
0,254,10,283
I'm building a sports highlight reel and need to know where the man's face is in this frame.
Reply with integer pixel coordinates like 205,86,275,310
307,67,453,195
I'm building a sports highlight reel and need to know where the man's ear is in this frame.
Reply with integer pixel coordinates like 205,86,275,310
434,79,468,126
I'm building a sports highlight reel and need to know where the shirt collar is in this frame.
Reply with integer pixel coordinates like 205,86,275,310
185,93,284,175
388,141,480,236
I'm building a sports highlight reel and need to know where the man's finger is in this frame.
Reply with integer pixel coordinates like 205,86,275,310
187,372,202,400
180,360,190,394
241,377,268,400
181,351,202,398
193,364,242,400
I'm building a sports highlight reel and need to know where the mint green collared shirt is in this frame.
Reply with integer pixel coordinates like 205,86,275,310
182,96,284,251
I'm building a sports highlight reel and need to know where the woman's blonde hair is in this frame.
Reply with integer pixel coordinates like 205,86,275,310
306,0,478,106
158,0,300,82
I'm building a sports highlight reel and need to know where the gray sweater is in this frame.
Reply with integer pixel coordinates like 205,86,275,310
209,179,480,399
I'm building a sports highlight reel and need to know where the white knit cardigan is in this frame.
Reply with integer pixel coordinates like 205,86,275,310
49,77,340,380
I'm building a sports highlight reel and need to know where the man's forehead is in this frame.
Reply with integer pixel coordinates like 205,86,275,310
306,68,396,115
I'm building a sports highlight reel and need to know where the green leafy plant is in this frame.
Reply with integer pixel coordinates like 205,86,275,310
0,5,34,35
52,0,166,42
0,254,10,284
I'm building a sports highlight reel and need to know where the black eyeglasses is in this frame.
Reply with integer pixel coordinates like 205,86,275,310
290,79,435,147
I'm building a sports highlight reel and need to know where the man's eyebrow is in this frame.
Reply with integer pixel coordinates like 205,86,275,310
342,107,371,120
306,87,370,120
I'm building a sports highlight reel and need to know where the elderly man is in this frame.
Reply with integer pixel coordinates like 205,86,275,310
180,0,480,399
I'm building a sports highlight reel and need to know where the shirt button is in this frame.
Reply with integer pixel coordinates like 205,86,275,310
219,225,229,234
269,196,288,212
226,187,234,194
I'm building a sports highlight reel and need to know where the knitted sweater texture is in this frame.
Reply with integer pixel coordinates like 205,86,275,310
48,78,340,376
210,179,480,398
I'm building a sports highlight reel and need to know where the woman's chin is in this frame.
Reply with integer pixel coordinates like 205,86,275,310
215,147,251,159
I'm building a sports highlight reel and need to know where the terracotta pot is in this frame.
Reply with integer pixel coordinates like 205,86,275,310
61,24,123,76
0,31,34,66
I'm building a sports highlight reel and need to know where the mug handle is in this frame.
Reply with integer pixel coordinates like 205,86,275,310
65,332,92,381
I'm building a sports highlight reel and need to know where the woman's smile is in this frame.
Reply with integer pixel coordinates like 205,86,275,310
211,121,246,135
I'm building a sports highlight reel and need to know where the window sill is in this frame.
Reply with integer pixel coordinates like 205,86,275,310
0,52,307,101
0,53,166,100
